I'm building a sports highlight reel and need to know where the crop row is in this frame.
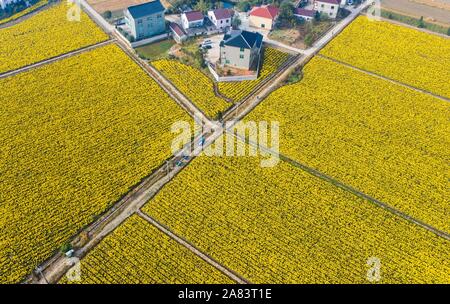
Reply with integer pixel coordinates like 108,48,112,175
142,145,450,283
60,215,233,284
0,44,191,283
320,16,450,98
245,56,450,233
218,47,291,102
0,3,108,73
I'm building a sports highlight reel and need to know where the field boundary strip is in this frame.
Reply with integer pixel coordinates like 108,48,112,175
229,131,450,242
137,211,250,284
317,54,450,103
0,39,115,79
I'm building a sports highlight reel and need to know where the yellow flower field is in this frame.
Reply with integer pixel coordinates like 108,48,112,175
142,146,450,283
218,47,291,101
245,56,450,233
152,59,231,119
0,3,108,73
60,215,233,284
321,16,450,98
0,0,47,26
0,44,191,283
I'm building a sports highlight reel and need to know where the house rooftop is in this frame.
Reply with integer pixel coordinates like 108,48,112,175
183,10,204,22
221,30,263,50
249,5,279,20
127,0,165,19
210,8,232,20
169,22,186,37
315,0,340,4
294,8,316,17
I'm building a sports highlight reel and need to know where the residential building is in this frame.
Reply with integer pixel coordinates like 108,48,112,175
248,5,279,30
313,0,340,19
219,30,263,70
181,10,204,30
294,8,316,21
169,22,187,43
207,8,232,31
124,0,166,40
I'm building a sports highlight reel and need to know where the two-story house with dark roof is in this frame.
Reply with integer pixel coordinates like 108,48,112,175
219,30,263,70
124,0,166,40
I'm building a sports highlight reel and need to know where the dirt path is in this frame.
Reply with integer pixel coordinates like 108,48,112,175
230,132,450,242
0,39,115,79
318,54,450,103
137,211,248,284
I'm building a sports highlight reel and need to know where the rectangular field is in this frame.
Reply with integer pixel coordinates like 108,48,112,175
60,215,233,284
320,16,450,98
0,3,108,73
0,44,191,283
142,148,450,283
245,56,450,233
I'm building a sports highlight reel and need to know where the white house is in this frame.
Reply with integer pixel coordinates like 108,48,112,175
207,8,232,31
294,8,316,21
169,22,187,43
219,30,263,70
181,10,204,30
313,0,340,19
0,0,18,10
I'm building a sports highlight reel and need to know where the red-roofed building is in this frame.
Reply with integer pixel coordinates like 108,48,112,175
208,8,232,30
169,22,187,43
181,10,205,30
294,8,316,21
249,5,279,30
313,0,340,19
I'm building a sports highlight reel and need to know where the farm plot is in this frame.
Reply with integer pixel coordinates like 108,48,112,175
152,59,231,119
0,44,191,283
320,16,450,98
245,56,450,233
218,47,292,102
142,145,450,283
60,215,233,284
0,3,108,73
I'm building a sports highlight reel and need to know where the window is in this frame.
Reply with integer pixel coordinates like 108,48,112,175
331,6,334,9
240,47,244,52
321,4,324,8
226,19,229,23
239,54,244,59
225,59,230,64
221,20,223,24
261,24,265,28
157,14,162,18
138,20,143,24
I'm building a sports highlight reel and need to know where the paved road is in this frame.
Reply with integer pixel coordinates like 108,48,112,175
265,2,371,56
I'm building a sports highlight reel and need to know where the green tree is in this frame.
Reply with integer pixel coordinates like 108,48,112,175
418,16,425,28
103,10,112,19
232,15,242,29
195,0,211,13
304,33,314,47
